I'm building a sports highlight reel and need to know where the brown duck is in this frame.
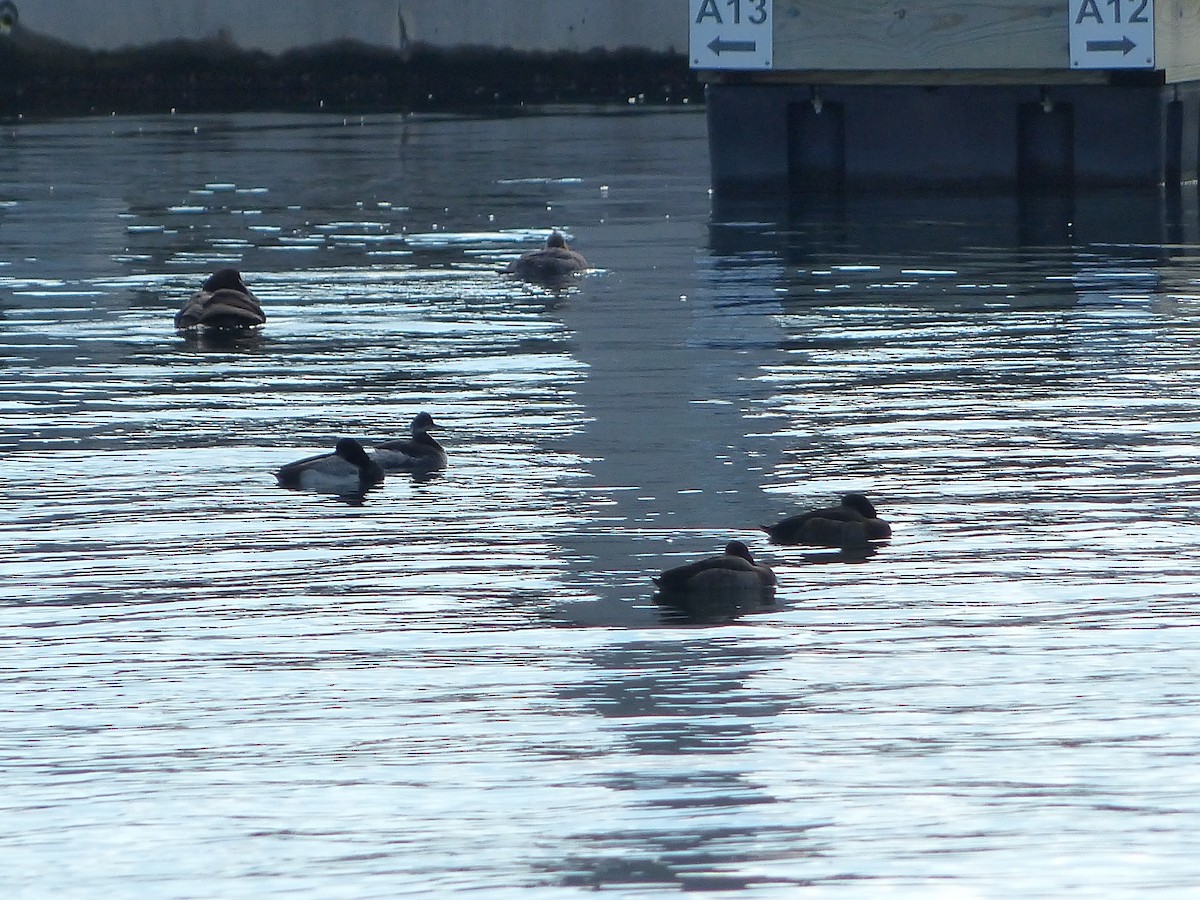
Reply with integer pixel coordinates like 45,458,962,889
762,493,891,547
505,231,587,283
653,540,776,601
175,268,266,330
373,412,447,471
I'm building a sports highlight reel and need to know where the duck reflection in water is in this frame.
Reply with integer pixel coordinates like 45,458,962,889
276,437,384,498
791,544,880,567
505,230,588,286
652,540,777,624
179,327,265,353
174,268,266,331
762,492,891,549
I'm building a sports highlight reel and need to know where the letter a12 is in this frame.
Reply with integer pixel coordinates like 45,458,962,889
1069,0,1154,68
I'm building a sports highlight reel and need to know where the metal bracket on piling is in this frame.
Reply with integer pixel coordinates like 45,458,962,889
0,2,18,36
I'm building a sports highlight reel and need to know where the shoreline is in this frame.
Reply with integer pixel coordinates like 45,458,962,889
1,34,703,118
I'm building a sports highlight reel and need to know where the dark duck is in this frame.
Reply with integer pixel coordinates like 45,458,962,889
505,231,588,283
175,268,266,330
372,412,447,471
652,540,777,617
276,438,384,494
762,493,891,547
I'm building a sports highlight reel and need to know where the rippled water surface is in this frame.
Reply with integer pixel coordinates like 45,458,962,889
4,109,1200,897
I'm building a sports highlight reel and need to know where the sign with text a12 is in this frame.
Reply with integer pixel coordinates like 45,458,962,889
690,0,773,70
1070,0,1154,69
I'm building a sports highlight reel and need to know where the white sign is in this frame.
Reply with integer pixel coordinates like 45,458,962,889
690,0,773,70
1069,0,1154,69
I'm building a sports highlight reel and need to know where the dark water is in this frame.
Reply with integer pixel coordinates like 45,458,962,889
3,109,1200,897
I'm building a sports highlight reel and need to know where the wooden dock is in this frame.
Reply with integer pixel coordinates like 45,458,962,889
695,0,1200,190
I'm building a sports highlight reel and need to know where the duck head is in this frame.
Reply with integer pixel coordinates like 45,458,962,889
842,493,878,518
723,540,755,562
411,411,438,435
203,268,249,293
334,437,372,469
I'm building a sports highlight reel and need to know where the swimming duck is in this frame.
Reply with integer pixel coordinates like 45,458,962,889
505,231,588,283
653,540,777,602
372,412,447,471
276,438,384,494
174,268,266,330
762,493,891,547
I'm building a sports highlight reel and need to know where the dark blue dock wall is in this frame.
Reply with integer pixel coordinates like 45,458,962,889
698,0,1200,192
707,81,1200,191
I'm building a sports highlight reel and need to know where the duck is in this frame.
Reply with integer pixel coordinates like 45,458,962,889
762,492,891,547
505,231,588,283
276,438,384,494
174,268,266,330
372,411,447,471
652,540,777,607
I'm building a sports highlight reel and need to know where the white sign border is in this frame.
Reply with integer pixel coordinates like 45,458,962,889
689,0,774,71
1069,0,1155,70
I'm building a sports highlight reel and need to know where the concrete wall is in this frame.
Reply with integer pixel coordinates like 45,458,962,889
10,0,685,54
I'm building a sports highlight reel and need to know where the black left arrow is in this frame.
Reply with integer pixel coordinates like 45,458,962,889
707,37,757,55
1086,36,1136,55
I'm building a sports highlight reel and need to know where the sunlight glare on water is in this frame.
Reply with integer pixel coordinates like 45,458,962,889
3,110,1200,897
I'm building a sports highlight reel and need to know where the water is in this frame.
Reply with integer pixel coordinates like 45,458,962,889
3,108,1200,897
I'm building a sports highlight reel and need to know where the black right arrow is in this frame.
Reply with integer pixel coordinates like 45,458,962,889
1086,36,1136,54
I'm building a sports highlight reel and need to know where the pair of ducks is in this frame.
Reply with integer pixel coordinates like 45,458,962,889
653,494,891,615
276,412,447,494
173,231,587,333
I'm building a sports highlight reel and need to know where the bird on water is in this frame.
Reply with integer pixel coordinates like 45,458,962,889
762,493,891,547
372,411,447,472
276,438,384,495
652,540,777,604
174,268,266,330
505,231,588,283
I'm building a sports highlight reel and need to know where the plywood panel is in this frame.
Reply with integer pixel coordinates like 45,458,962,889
773,1,1068,71
1158,0,1200,75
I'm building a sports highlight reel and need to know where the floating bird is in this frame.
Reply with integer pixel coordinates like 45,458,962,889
762,493,891,547
276,438,384,494
505,231,588,283
372,411,447,471
652,540,777,618
174,268,266,330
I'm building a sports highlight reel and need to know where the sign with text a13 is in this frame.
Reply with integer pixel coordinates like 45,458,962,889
690,0,773,70
1070,0,1154,69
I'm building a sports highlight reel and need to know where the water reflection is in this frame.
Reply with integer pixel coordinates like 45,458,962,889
548,636,807,891
3,111,1200,895
786,544,881,566
177,328,266,353
652,587,779,625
